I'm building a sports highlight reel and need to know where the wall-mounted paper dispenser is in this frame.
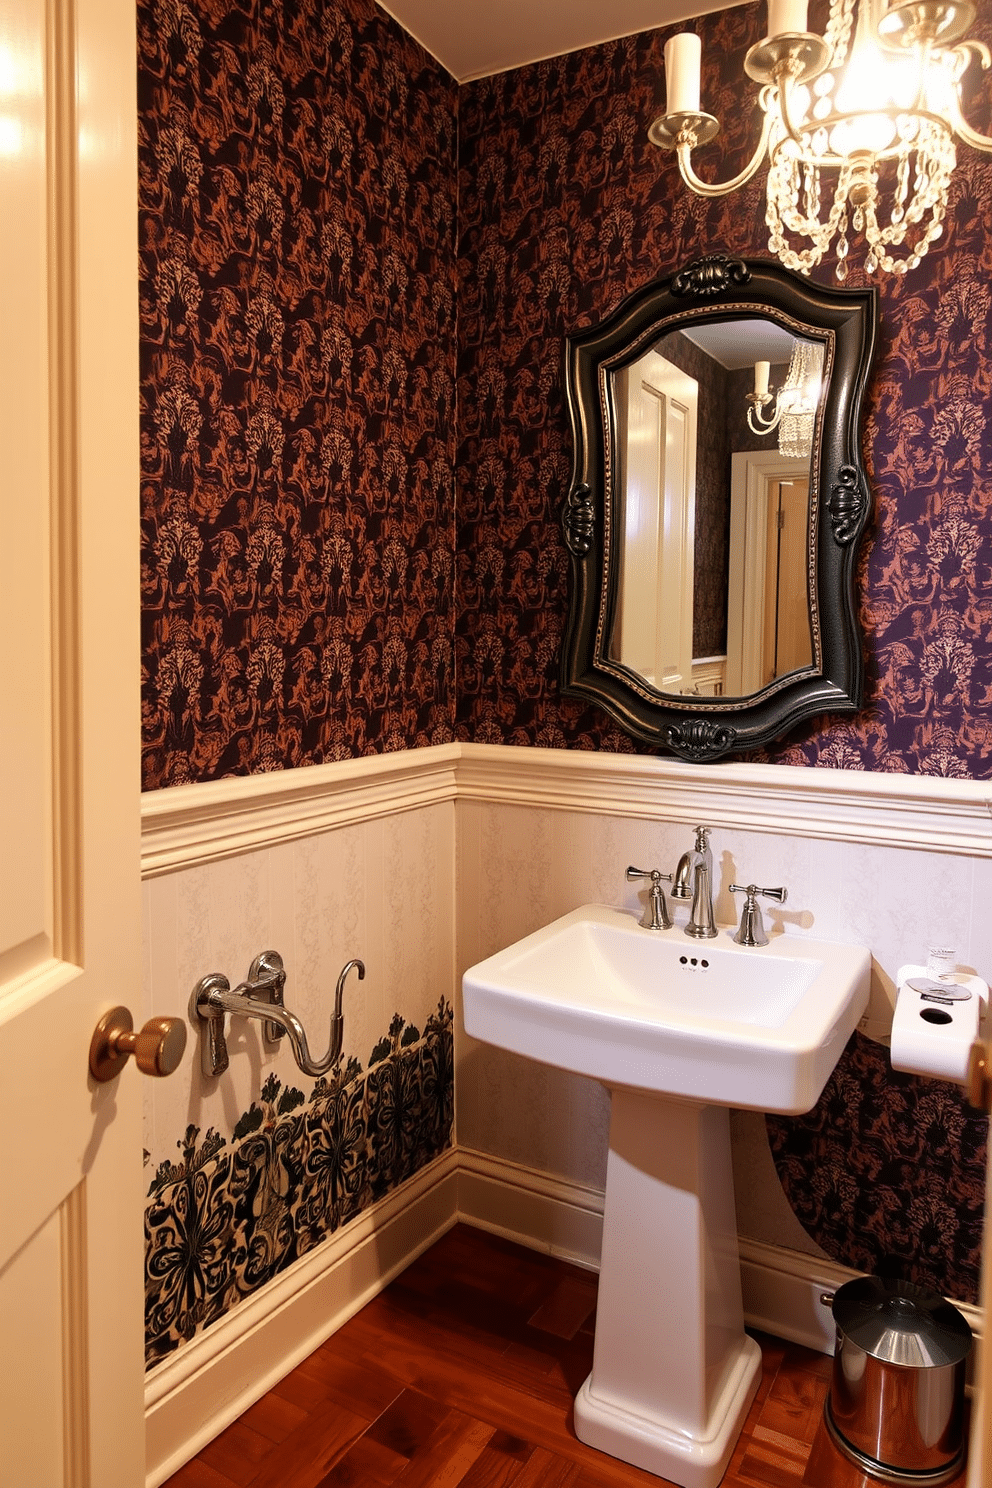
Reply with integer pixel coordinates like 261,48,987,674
890,964,988,1085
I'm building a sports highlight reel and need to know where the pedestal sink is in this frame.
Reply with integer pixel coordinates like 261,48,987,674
462,905,870,1488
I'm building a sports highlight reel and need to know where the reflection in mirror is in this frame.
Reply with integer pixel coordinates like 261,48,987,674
609,318,825,699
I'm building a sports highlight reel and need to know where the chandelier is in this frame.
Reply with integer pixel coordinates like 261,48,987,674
746,340,825,456
648,0,992,278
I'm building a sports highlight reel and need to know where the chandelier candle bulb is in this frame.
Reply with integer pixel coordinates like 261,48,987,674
663,32,701,116
753,360,771,399
768,0,808,37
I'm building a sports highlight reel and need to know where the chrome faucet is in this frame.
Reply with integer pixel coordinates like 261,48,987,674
672,826,717,939
189,950,365,1078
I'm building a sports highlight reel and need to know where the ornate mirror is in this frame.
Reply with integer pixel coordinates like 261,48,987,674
561,254,879,761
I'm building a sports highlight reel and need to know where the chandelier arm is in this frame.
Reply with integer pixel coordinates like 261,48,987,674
674,110,774,199
945,99,992,153
774,65,813,150
943,40,992,152
747,405,782,435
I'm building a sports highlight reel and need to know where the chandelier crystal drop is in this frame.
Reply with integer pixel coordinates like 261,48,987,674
648,0,992,278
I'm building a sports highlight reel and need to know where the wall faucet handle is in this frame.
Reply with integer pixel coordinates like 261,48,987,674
625,867,673,930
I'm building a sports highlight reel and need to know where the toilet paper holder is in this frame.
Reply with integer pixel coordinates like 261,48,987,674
890,963,988,1088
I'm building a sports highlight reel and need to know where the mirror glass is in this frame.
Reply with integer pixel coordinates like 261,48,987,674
561,256,878,762
609,318,826,700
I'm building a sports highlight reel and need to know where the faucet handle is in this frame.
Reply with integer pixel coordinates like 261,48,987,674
625,867,673,930
728,883,788,947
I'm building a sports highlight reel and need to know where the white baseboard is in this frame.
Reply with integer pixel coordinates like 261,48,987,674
455,1146,604,1270
144,1148,459,1488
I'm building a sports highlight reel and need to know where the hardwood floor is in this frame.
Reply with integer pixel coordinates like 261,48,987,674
163,1224,967,1488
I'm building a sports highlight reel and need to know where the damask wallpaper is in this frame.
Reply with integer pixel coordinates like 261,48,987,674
454,5,992,775
139,0,992,778
139,0,458,789
145,1001,453,1363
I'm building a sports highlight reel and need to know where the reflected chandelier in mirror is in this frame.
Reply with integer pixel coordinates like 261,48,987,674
561,255,879,762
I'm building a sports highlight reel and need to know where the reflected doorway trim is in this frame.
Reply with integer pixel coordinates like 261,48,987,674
726,451,811,697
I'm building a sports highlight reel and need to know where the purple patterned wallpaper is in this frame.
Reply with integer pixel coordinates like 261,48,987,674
454,5,992,774
139,0,457,789
767,1035,987,1305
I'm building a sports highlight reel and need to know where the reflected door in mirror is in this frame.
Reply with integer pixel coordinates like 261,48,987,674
610,320,819,700
726,451,813,696
614,355,697,691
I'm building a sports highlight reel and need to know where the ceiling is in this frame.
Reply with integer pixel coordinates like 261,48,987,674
375,0,744,83
681,319,801,370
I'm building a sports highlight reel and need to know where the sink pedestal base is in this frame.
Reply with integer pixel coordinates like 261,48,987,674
574,1090,761,1488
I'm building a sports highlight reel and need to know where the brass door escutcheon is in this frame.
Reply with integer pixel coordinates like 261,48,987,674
89,1005,187,1082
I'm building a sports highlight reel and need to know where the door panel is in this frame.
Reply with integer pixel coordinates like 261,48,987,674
0,0,143,1475
619,352,698,690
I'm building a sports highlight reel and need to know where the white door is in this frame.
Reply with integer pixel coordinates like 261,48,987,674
618,350,697,690
0,0,148,1477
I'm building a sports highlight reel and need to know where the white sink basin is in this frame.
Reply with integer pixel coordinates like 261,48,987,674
463,904,870,1114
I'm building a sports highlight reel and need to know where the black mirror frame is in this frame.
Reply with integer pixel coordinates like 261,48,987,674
561,254,880,762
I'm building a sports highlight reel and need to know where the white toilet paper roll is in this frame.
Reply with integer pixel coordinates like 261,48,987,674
890,966,987,1083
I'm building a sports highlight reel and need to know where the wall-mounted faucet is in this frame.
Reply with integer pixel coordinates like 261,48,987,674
672,826,717,939
189,950,365,1078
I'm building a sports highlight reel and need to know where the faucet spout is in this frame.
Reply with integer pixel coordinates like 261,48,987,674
687,862,717,938
681,826,718,939
671,852,694,900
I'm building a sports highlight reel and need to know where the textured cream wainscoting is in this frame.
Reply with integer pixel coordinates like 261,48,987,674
141,745,992,1482
141,798,455,1174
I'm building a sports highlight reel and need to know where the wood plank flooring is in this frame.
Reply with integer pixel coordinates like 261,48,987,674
163,1223,967,1488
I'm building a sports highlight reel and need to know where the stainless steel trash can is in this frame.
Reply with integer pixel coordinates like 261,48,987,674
824,1276,972,1485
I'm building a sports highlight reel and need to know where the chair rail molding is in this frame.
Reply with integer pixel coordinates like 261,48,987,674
141,743,992,875
140,743,461,875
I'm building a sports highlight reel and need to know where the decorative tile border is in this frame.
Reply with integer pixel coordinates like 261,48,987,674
144,1000,453,1365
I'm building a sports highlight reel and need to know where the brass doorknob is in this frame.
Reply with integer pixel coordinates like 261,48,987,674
89,1006,187,1083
